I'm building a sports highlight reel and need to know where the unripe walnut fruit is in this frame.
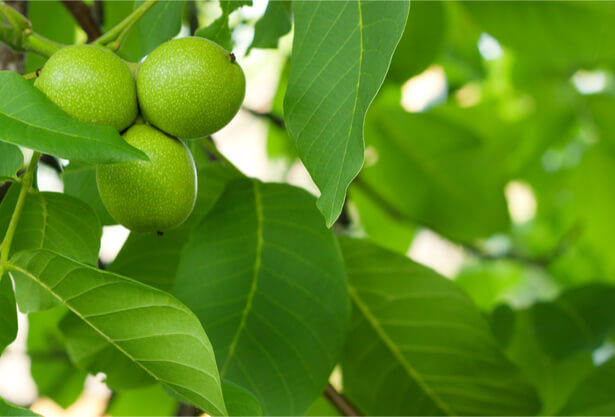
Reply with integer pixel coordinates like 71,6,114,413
96,124,197,233
35,45,138,131
137,37,246,139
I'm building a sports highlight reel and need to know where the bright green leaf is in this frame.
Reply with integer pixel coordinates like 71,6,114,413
0,71,147,163
0,396,40,416
106,384,178,416
0,142,23,181
339,237,541,416
306,395,342,417
174,178,350,415
284,1,410,227
7,249,227,416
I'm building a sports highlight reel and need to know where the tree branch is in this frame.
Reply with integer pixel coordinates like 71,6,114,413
242,106,285,129
324,384,362,416
61,0,101,42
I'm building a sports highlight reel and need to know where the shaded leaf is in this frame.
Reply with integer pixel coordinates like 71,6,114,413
28,307,87,408
0,142,23,181
174,178,349,415
135,0,183,58
339,237,540,416
249,1,292,52
0,71,146,163
62,161,116,226
558,357,615,416
110,163,238,292
284,1,410,226
0,275,17,353
195,0,251,50
356,93,509,241
8,249,227,416
532,284,615,359
222,379,262,417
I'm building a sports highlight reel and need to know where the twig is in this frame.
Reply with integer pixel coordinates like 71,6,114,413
242,106,285,129
324,384,362,416
93,0,157,51
61,0,101,42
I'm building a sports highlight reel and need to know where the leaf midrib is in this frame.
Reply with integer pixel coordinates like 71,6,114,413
348,284,454,416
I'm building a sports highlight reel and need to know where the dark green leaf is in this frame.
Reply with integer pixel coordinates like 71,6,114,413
8,249,227,416
106,384,178,417
490,306,593,416
109,163,239,292
249,1,291,52
339,238,540,416
0,396,40,416
135,0,184,57
284,1,410,226
62,161,115,225
388,1,446,83
356,94,509,241
0,142,23,181
195,0,251,50
0,71,146,163
222,379,262,417
0,275,17,353
532,284,615,359
28,307,87,408
558,357,615,416
174,179,350,415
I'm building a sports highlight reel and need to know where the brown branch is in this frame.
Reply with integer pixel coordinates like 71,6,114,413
324,384,362,416
61,0,101,41
242,106,285,129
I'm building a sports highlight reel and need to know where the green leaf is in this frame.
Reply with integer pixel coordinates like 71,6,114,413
339,237,541,416
0,142,23,181
284,1,410,227
0,275,17,353
490,306,593,416
387,0,447,83
8,249,227,416
174,178,350,415
462,2,615,73
0,396,40,416
28,307,87,408
532,284,615,359
306,395,342,417
195,0,251,50
106,384,178,416
0,185,101,267
558,357,615,416
110,163,239,292
356,93,510,241
62,161,116,226
249,1,292,52
135,0,183,57
222,379,262,417
0,71,146,163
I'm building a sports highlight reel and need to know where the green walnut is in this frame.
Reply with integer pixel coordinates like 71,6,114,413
35,45,137,131
137,37,246,138
96,124,197,233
